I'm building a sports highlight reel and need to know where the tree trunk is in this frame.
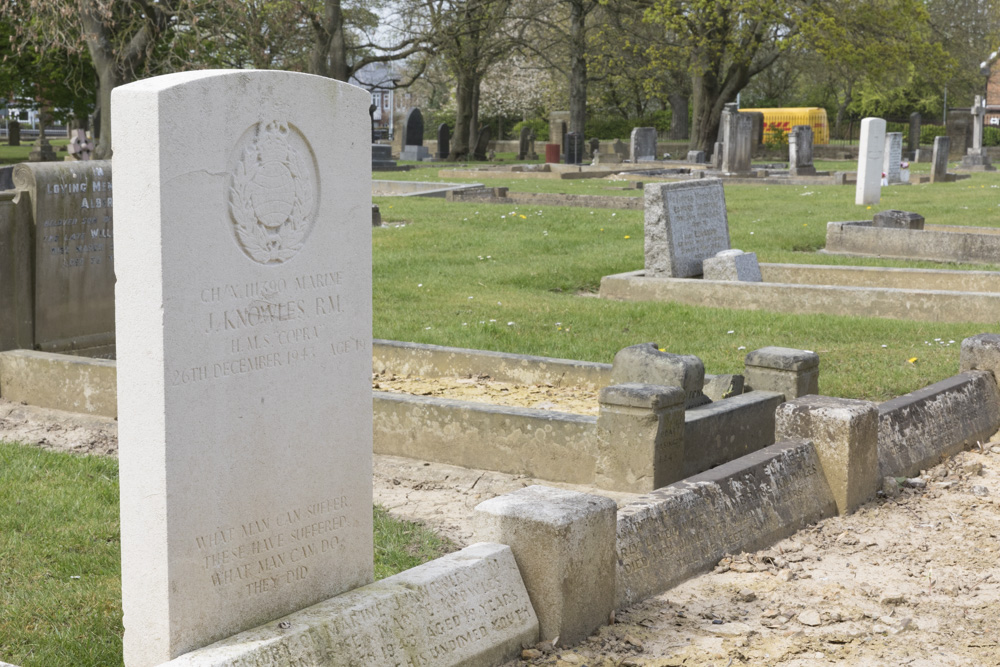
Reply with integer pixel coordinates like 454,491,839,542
91,63,118,159
310,0,349,81
669,92,688,140
450,71,476,160
568,0,588,135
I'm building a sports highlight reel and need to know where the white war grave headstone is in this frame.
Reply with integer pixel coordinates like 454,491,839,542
855,117,886,205
112,70,373,666
644,178,731,278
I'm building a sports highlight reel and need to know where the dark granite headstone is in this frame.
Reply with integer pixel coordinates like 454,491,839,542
931,135,950,183
565,132,584,164
474,125,492,161
404,108,424,147
8,120,20,147
436,123,451,159
908,112,921,156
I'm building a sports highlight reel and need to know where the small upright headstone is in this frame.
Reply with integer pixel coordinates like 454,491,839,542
473,124,492,161
712,141,723,170
946,109,970,158
747,112,765,148
630,127,657,162
720,105,752,174
883,132,903,184
517,125,536,160
687,150,706,164
908,112,921,157
113,70,373,665
788,125,815,176
8,119,20,146
644,178,731,278
855,117,886,205
612,139,628,161
399,108,429,161
564,131,584,164
931,135,950,183
436,123,450,159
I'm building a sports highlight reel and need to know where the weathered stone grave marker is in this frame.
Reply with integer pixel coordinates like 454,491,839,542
113,70,373,666
630,127,657,162
720,105,752,175
517,125,537,160
5,161,115,355
931,135,950,183
644,178,731,277
855,117,885,205
788,125,815,176
959,96,996,171
8,119,20,146
474,124,492,160
883,132,903,184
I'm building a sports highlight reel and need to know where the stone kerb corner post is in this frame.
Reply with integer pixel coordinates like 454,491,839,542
596,383,687,492
775,396,879,514
960,334,1000,381
474,486,617,648
744,347,819,401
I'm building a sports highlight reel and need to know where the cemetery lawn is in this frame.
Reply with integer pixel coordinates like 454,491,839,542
0,442,454,667
0,141,70,165
374,169,1000,401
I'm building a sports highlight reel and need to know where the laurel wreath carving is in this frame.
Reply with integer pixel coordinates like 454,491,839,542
228,125,316,264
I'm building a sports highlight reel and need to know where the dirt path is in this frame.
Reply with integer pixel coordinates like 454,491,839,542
3,378,1000,666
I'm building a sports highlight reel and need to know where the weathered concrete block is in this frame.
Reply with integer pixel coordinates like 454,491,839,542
163,543,538,667
744,347,819,400
615,439,837,608
959,334,1000,378
703,373,744,401
872,209,924,230
0,349,117,418
702,249,762,282
775,396,879,514
687,150,706,163
609,342,707,407
683,390,784,477
596,383,686,491
474,486,616,646
878,371,1000,478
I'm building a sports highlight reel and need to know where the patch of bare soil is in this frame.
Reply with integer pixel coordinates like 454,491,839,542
3,384,1000,666
372,372,599,416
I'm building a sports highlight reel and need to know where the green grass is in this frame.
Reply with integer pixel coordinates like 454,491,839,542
0,442,454,667
0,140,71,165
374,169,1000,401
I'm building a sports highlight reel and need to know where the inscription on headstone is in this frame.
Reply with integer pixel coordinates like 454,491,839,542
644,179,731,278
856,117,886,205
12,161,114,354
113,70,373,666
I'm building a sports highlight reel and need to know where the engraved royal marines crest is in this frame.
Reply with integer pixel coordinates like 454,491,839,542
228,120,319,264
